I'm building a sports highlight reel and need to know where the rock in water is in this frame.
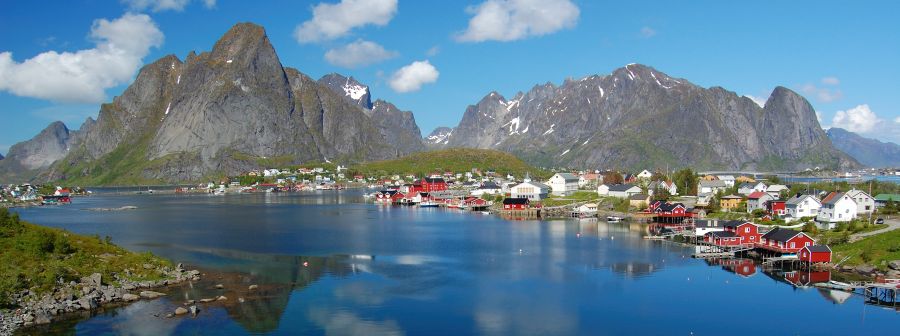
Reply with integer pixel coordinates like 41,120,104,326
139,291,166,299
174,307,188,315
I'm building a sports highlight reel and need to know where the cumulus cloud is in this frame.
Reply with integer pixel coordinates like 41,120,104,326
0,13,163,103
832,104,881,133
801,83,843,103
388,60,439,93
640,26,656,38
456,0,580,42
121,0,215,12
821,76,840,85
324,40,397,68
294,0,398,43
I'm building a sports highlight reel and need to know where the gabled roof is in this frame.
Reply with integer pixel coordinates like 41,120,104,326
709,231,737,238
786,194,819,206
479,181,500,189
747,191,769,199
694,219,722,228
721,195,742,200
424,177,446,183
874,194,900,202
822,192,850,206
761,227,805,242
656,202,685,212
803,245,832,253
516,181,550,190
608,184,639,192
844,189,873,200
629,193,649,201
503,197,530,205
700,180,727,188
553,173,579,182
722,220,751,229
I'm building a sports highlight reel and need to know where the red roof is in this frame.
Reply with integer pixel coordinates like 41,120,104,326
821,191,839,203
747,191,767,199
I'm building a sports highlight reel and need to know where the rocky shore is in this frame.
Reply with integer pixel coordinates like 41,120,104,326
0,263,201,336
836,260,900,280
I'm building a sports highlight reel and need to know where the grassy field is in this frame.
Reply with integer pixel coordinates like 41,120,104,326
350,148,548,179
831,229,900,270
541,191,600,207
0,208,170,307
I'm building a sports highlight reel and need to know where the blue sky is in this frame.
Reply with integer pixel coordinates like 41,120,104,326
1,0,899,156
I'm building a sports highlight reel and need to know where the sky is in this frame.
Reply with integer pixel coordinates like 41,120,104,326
1,0,899,156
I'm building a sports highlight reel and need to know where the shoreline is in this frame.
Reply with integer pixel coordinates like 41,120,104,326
0,263,202,336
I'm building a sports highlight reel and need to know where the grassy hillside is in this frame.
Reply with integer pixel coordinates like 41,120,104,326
831,229,900,270
0,208,170,306
350,148,548,179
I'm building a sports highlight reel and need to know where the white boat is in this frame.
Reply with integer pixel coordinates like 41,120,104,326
606,216,623,222
419,201,438,208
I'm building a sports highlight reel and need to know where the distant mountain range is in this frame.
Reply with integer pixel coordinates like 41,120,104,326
0,22,877,185
826,128,900,168
428,64,857,171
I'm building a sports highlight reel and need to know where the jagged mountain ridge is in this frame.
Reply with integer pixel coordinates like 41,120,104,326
826,128,900,168
7,23,422,184
434,64,858,170
0,121,77,182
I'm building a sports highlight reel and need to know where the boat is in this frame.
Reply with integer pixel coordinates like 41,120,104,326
607,216,623,223
419,201,438,208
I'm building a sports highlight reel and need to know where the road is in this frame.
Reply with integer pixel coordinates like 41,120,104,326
849,217,900,242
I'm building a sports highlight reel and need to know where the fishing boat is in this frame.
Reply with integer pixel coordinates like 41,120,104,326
606,216,623,223
419,201,438,208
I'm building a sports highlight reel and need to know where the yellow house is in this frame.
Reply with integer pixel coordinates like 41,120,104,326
719,195,742,211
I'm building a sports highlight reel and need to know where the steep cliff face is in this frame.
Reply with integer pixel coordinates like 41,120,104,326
827,128,900,168
317,73,372,110
0,122,77,183
30,23,421,184
437,64,857,170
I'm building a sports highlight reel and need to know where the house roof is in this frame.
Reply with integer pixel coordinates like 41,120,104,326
554,173,579,182
608,184,638,192
629,193,649,201
722,220,749,229
844,189,873,199
700,180,727,188
503,197,530,205
874,194,900,202
804,245,832,253
424,177,446,183
721,195,742,200
786,194,819,206
480,181,500,189
822,192,847,205
656,202,685,212
517,181,550,190
694,219,722,228
709,231,737,238
761,227,804,242
747,191,769,199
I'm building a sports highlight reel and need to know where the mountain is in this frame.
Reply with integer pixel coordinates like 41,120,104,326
826,128,900,168
425,127,453,148
0,23,424,185
0,121,76,182
351,148,545,178
435,64,857,171
315,73,424,156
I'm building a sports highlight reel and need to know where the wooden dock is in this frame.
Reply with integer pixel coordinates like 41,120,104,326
692,252,735,259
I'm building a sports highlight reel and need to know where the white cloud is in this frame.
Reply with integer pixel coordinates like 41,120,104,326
895,116,900,123
324,40,397,68
426,45,440,57
0,13,163,103
455,0,580,42
640,26,656,38
389,60,439,93
294,0,398,43
832,104,880,133
122,0,216,11
821,76,839,85
744,94,766,108
801,83,843,103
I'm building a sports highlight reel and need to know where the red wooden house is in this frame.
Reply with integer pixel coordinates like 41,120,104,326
723,221,762,246
759,228,815,254
705,231,743,246
463,197,488,207
766,200,786,216
799,245,832,263
410,177,448,193
502,198,529,210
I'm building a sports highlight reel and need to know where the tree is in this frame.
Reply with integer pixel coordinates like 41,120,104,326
603,171,624,185
673,169,698,196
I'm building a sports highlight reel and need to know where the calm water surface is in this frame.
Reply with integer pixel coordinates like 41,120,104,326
12,191,898,335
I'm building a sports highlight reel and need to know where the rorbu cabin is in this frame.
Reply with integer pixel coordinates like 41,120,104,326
502,198,530,210
799,245,832,263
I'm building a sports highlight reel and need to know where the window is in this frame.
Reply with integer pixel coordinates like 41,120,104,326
790,242,795,248
805,242,810,246
745,227,750,233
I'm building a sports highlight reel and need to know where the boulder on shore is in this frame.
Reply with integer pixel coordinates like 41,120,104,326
888,260,900,271
139,291,166,299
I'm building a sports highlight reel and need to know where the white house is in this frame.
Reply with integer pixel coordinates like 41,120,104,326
604,184,642,199
636,170,653,179
692,219,727,236
844,189,875,214
511,181,550,201
766,184,789,198
648,180,678,196
738,182,767,196
577,203,598,216
698,180,728,195
715,175,736,187
746,191,775,214
784,194,821,222
816,192,858,228
548,173,579,196
471,181,502,196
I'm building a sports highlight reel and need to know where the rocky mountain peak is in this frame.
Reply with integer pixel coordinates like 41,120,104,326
318,73,372,109
426,127,453,145
3,121,73,170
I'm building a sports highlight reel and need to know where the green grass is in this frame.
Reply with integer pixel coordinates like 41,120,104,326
350,148,548,179
0,208,171,307
831,229,900,270
541,191,601,207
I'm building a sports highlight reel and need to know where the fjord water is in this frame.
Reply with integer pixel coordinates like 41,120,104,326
13,192,897,335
